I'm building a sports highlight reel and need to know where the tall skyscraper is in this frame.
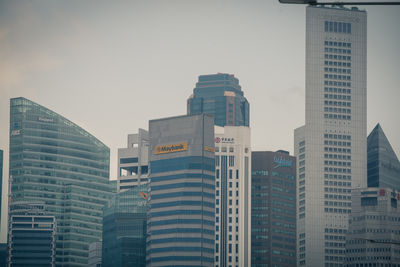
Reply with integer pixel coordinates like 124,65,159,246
102,183,148,267
367,123,400,191
294,6,367,266
187,73,250,127
251,150,297,267
9,97,112,266
345,187,400,266
214,126,251,267
0,149,3,227
8,202,56,267
146,114,215,267
117,129,149,192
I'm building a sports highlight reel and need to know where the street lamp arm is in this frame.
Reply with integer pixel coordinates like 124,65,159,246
279,0,400,5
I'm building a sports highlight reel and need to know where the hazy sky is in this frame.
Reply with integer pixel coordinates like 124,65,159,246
0,0,399,241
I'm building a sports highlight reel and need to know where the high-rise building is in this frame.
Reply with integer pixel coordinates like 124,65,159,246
0,149,3,227
9,97,112,266
88,242,102,267
8,202,56,267
117,129,149,192
367,123,400,191
214,126,251,267
187,73,250,127
102,183,148,267
345,187,400,266
251,150,297,267
146,114,215,267
294,6,367,266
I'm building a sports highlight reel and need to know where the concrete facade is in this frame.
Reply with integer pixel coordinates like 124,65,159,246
214,126,251,267
294,6,367,266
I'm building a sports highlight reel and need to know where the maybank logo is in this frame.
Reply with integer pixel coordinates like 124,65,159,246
154,142,188,155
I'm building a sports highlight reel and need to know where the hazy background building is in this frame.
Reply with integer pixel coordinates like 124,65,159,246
117,129,149,192
102,183,148,267
214,126,251,267
345,187,400,266
187,73,249,127
146,114,215,267
8,202,56,267
251,150,296,267
9,97,112,266
367,123,400,191
294,6,367,266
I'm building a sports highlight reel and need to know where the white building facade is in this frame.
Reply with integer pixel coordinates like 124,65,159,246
117,129,149,192
214,126,251,267
294,6,367,267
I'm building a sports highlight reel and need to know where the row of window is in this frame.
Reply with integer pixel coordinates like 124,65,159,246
324,160,351,167
324,167,351,173
324,74,351,81
324,201,351,207
325,41,351,48
324,147,351,154
325,80,352,88
325,194,351,201
325,93,351,100
324,207,351,214
325,174,351,180
325,154,351,160
324,140,351,147
325,54,351,61
324,68,351,75
324,21,351,34
324,107,351,114
325,60,351,67
324,47,351,54
324,181,351,187
324,88,351,95
325,249,345,255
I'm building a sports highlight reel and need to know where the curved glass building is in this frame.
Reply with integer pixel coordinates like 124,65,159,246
187,73,249,127
9,97,112,267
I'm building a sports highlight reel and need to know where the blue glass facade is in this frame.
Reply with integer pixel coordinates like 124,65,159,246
9,97,112,266
8,202,56,267
187,73,249,127
251,151,297,267
102,184,148,267
147,114,215,267
367,123,400,191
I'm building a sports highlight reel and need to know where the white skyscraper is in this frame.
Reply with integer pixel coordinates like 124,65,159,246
214,126,251,267
117,129,149,192
294,6,367,267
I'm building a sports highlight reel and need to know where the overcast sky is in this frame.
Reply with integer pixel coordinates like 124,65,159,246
0,0,399,241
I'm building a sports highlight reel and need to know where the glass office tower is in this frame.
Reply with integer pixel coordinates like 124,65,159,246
294,6,367,267
102,183,148,267
9,97,112,266
251,151,296,267
367,123,400,191
187,73,249,127
147,114,215,267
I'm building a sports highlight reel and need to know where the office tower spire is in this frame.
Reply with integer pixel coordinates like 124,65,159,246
294,6,367,266
367,123,400,190
187,73,249,127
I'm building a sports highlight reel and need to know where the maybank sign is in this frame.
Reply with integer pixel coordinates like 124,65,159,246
154,142,188,155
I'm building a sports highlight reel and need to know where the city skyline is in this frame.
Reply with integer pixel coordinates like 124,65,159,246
0,1,399,242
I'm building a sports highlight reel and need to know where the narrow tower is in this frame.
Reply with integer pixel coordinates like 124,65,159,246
294,6,367,266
